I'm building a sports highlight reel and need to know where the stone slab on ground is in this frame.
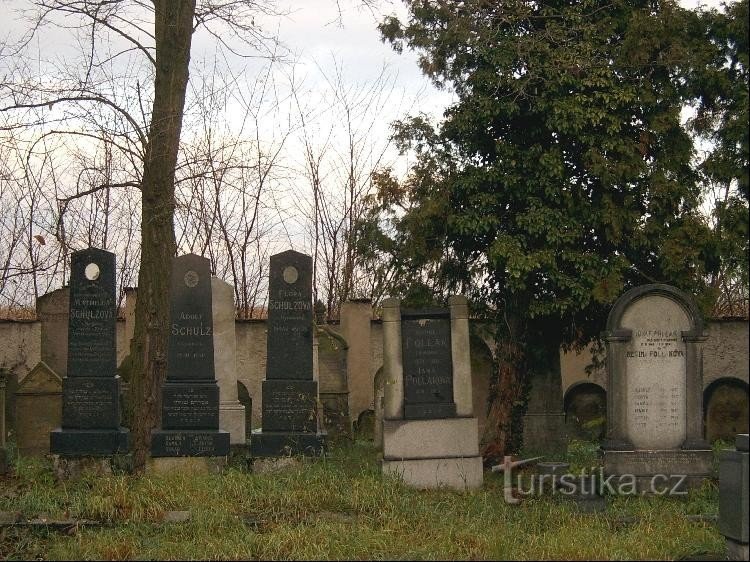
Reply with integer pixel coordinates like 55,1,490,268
146,456,226,475
51,455,118,481
727,538,749,561
251,456,301,474
162,510,192,523
382,417,479,460
382,456,483,490
603,448,713,494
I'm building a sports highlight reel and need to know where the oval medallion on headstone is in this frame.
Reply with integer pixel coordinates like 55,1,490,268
84,263,100,281
184,270,199,288
283,266,299,284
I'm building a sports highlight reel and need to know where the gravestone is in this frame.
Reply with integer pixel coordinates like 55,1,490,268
251,250,325,456
151,254,229,457
522,339,567,458
381,297,482,490
564,382,607,441
705,381,749,443
719,434,749,561
49,249,129,455
601,284,712,492
16,362,62,457
36,288,70,377
317,327,351,437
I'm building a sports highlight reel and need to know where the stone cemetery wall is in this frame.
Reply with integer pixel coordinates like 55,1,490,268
1,293,748,446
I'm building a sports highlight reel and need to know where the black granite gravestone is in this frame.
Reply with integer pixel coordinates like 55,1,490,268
400,308,457,419
252,250,326,456
151,254,229,457
50,248,129,455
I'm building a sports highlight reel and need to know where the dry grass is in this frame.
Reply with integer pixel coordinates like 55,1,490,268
0,439,726,560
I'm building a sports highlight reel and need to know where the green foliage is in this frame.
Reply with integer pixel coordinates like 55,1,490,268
367,0,747,347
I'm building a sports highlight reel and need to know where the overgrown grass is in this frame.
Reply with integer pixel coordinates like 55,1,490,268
0,439,725,560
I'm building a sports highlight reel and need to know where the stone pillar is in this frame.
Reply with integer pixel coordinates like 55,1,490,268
340,299,373,424
36,288,70,377
603,331,634,450
449,296,472,417
381,298,403,420
212,277,246,446
683,333,710,450
719,434,749,561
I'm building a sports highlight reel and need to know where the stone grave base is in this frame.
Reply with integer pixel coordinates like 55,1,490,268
146,456,226,475
50,427,129,456
150,430,230,457
602,448,713,494
726,538,749,561
382,456,483,490
522,412,567,458
51,454,118,480
381,417,483,490
250,430,326,457
219,401,246,445
383,417,479,459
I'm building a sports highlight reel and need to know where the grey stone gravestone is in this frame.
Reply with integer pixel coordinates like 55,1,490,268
601,284,712,492
50,248,129,455
16,362,61,457
381,296,482,490
251,250,325,456
151,254,229,457
719,434,749,561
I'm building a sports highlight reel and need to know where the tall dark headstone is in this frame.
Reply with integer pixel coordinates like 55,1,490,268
151,254,229,457
50,248,129,455
252,250,326,456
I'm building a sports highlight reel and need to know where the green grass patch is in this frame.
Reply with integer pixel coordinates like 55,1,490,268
0,440,726,560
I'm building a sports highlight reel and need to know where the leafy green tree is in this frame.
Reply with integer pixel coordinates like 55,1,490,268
372,0,721,461
688,0,748,316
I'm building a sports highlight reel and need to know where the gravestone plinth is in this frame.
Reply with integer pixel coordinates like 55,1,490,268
601,284,712,492
50,248,129,456
381,297,482,490
251,250,325,457
151,254,229,457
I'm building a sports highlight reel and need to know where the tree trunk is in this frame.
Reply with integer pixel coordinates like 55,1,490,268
128,0,197,473
481,336,527,466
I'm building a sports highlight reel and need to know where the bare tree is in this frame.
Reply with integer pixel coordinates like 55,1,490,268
291,59,399,319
